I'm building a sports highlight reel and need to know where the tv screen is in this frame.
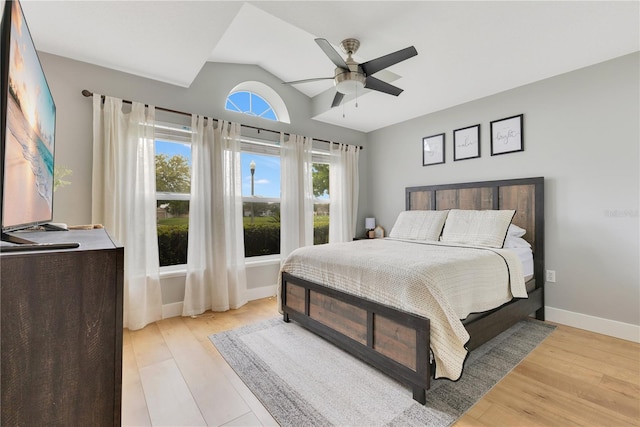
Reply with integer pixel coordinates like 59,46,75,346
1,0,56,233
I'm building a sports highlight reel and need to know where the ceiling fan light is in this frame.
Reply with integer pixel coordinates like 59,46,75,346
334,71,366,95
336,80,365,95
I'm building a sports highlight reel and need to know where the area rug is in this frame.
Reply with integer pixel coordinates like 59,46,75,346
210,317,555,427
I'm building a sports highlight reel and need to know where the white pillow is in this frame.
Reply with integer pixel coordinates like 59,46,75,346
441,209,516,248
508,224,526,238
388,210,449,241
504,235,531,249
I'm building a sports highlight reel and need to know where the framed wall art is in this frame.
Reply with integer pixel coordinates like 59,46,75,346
453,124,480,161
490,114,524,155
422,133,445,166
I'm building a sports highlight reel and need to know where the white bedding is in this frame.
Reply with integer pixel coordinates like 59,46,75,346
507,246,534,281
278,238,527,380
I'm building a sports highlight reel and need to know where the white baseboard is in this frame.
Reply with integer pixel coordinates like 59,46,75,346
246,284,277,301
162,301,184,319
545,306,640,343
161,285,277,320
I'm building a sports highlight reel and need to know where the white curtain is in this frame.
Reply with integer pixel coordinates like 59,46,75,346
329,143,360,243
280,133,314,259
92,95,162,331
183,118,247,315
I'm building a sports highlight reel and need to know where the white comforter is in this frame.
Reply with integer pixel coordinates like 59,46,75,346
278,238,527,380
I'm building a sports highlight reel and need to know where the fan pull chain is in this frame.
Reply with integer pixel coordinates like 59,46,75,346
343,101,345,118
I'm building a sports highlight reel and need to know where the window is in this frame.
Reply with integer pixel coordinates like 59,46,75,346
152,121,329,262
241,143,281,257
226,91,277,121
155,125,192,267
312,161,330,245
241,137,330,257
225,81,290,124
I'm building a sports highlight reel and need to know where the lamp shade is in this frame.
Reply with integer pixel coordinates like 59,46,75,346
365,217,376,230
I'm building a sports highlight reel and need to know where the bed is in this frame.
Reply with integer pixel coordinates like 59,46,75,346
279,177,545,404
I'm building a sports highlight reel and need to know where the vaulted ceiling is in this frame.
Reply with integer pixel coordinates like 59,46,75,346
21,1,640,133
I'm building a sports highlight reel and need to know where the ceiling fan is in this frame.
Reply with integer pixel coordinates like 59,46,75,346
283,38,418,108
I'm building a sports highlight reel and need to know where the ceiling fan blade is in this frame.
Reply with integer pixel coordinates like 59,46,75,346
364,76,403,96
360,46,418,76
331,92,345,108
315,38,349,70
282,77,334,85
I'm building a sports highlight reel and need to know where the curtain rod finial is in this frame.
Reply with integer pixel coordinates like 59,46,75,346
81,89,92,97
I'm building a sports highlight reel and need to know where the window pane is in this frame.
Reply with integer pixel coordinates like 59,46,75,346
242,151,281,257
225,99,240,113
313,163,330,245
156,140,191,193
230,91,253,115
241,152,280,198
314,203,329,245
157,200,190,267
243,201,280,257
156,140,192,266
251,95,277,120
261,109,277,121
240,153,331,255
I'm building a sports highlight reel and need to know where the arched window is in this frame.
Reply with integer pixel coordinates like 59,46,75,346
225,81,290,124
226,91,277,121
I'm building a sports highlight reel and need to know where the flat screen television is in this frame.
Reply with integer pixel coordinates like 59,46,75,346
0,0,75,250
1,0,55,233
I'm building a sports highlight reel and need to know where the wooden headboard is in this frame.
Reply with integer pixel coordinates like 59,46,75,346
406,177,544,287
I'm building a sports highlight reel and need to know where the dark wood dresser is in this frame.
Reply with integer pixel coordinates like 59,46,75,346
0,228,124,426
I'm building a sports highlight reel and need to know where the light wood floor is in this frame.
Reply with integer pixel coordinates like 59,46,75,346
122,297,640,426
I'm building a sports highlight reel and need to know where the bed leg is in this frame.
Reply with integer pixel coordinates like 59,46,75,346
412,387,426,405
535,307,545,321
283,312,290,323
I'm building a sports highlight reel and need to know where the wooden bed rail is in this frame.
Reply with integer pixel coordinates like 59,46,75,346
281,272,431,404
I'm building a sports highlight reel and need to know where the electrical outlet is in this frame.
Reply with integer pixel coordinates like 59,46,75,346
546,270,556,283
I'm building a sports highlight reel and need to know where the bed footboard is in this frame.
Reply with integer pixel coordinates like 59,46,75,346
281,272,431,404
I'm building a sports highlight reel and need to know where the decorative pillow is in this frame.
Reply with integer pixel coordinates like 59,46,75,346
508,224,526,237
388,210,449,241
504,235,531,249
441,209,516,248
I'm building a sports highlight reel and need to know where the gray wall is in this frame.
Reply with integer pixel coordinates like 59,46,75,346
364,53,639,326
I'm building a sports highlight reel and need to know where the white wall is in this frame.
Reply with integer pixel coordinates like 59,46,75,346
365,53,639,338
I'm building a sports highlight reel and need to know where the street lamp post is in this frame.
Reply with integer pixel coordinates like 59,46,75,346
250,160,256,224
250,160,256,196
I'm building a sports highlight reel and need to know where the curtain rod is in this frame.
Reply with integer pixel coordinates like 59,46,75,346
81,90,363,150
